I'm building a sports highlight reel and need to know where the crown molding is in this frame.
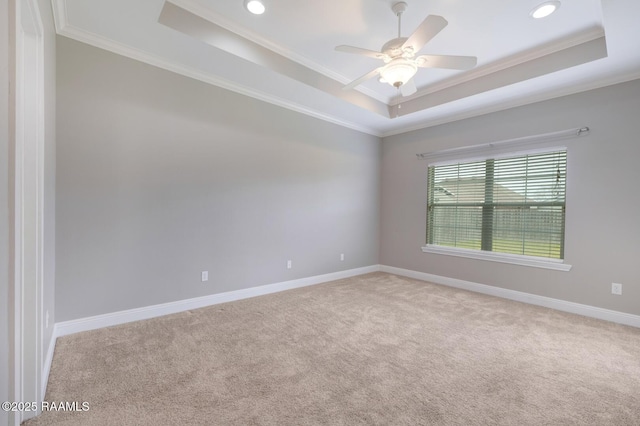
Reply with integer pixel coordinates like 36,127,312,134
157,1,389,118
50,0,383,136
51,0,638,138
381,69,640,138
50,0,68,32
167,0,389,104
171,0,606,109
391,26,606,106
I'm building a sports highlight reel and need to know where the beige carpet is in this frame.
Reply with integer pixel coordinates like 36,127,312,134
26,273,640,425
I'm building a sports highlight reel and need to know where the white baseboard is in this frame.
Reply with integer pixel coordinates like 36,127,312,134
52,262,638,347
381,265,640,328
55,265,381,337
43,263,638,397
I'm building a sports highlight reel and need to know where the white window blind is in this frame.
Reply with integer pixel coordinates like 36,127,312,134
427,150,567,259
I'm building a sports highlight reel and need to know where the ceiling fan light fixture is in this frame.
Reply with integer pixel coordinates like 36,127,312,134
530,1,560,19
244,0,265,15
380,59,417,88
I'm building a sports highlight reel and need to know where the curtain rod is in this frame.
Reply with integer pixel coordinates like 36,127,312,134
416,127,590,160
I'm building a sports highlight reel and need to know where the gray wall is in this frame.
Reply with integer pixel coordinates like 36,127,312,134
55,32,639,323
56,37,381,322
381,79,640,316
1,0,11,423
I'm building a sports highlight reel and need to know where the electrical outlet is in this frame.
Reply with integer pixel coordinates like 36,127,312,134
611,283,622,295
287,260,292,269
340,253,345,261
201,271,209,282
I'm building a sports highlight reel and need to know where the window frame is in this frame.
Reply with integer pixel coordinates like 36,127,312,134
422,146,572,271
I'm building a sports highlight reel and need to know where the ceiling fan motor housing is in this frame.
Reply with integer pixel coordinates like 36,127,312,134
381,37,410,60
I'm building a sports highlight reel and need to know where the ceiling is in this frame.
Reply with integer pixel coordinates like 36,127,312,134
52,0,640,136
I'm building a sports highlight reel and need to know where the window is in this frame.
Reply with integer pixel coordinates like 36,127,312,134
426,149,567,261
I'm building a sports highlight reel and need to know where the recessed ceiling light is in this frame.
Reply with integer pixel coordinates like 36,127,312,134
530,1,561,19
244,0,265,15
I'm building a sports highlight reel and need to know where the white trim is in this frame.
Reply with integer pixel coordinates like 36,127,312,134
13,0,45,421
55,265,381,337
380,265,640,328
167,0,389,105
421,245,572,272
389,27,606,106
52,19,382,137
380,69,640,138
61,27,380,136
49,0,640,138
7,0,18,421
41,332,56,398
49,0,67,32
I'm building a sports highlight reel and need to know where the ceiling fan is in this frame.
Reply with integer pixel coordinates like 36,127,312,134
336,2,477,97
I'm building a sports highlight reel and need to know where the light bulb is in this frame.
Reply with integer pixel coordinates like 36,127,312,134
244,0,265,15
530,1,560,19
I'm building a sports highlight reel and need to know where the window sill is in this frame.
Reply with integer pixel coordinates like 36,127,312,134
421,245,572,271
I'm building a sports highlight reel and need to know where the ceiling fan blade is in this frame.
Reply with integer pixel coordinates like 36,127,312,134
416,54,477,70
335,45,387,60
402,15,448,54
400,78,417,97
343,67,383,91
